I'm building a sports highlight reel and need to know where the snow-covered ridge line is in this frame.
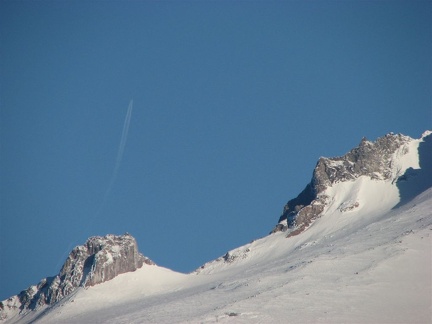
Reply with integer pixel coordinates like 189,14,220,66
34,190,432,323
272,131,430,237
1,130,430,323
188,131,431,274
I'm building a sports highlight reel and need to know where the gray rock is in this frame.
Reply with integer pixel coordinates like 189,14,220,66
0,233,153,319
61,233,152,288
272,133,412,236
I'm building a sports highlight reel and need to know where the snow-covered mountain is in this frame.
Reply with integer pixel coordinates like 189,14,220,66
0,234,154,321
272,131,430,236
1,131,431,323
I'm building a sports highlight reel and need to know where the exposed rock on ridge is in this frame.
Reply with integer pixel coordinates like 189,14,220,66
272,133,414,236
0,234,153,319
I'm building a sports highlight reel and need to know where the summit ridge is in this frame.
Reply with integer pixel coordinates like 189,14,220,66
273,132,428,235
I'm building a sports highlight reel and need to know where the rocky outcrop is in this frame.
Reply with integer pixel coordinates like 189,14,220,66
272,133,413,236
0,233,153,320
313,133,412,190
60,234,152,289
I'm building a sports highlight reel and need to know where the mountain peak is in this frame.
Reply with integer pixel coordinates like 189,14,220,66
60,233,153,289
272,132,428,236
2,131,430,323
0,234,153,320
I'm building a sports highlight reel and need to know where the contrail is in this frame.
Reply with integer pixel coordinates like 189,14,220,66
58,100,134,271
94,100,134,219
114,99,134,177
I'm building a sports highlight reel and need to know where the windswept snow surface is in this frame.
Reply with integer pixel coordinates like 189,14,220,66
7,133,431,324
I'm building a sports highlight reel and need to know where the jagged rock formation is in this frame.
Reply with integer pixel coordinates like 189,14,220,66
0,233,153,319
272,133,414,236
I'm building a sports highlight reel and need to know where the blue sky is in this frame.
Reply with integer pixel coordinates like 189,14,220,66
0,0,430,300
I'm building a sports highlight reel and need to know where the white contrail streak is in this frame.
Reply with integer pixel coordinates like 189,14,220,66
59,100,134,270
114,99,133,177
94,100,134,219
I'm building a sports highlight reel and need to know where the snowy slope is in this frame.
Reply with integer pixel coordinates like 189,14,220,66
19,189,431,324
3,131,431,323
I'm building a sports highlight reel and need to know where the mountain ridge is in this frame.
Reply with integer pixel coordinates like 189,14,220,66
272,131,429,236
1,130,431,323
0,234,153,320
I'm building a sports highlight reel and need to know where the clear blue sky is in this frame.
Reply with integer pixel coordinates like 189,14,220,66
1,0,431,300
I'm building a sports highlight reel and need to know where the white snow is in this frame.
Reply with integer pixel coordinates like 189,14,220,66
391,136,421,180
13,186,429,324
422,130,432,138
102,251,113,265
110,245,121,256
4,132,431,324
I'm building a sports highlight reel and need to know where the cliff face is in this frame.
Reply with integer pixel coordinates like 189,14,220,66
272,133,414,236
0,234,153,319
60,234,151,289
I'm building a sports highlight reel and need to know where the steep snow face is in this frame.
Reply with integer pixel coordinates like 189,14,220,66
274,132,430,236
0,234,153,321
